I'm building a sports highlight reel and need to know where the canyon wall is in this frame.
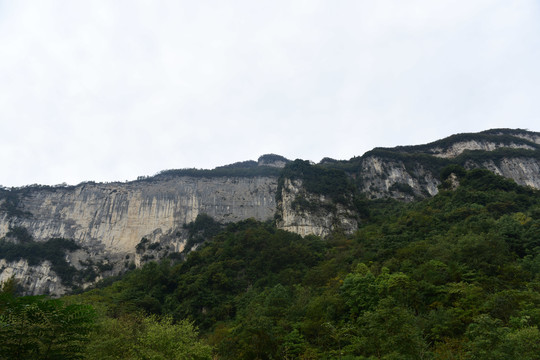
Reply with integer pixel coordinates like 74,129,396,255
2,129,540,295
0,176,278,294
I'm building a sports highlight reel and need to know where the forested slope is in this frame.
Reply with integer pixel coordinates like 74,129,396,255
3,167,537,358
2,128,540,297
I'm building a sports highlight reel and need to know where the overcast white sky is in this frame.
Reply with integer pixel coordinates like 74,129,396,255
1,1,539,187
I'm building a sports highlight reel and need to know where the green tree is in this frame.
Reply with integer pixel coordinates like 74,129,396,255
0,293,96,360
84,314,211,360
0,276,20,296
83,314,143,360
345,298,429,359
464,315,540,360
501,324,540,360
341,264,380,316
281,328,306,359
134,315,212,360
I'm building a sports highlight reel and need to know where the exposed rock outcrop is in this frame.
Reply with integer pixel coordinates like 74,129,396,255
359,157,440,200
356,129,540,199
0,175,278,294
0,259,63,295
470,157,540,189
276,178,358,237
0,176,277,253
428,140,535,158
257,154,290,168
2,128,540,295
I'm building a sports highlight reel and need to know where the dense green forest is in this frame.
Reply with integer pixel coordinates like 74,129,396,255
2,167,540,359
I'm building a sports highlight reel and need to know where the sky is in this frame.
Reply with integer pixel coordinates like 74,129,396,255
1,1,539,187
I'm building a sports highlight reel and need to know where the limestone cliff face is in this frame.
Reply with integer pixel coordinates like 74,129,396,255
468,157,540,189
359,157,440,200
358,129,540,199
426,140,536,158
0,259,64,295
276,179,358,237
0,175,278,294
359,154,540,200
484,129,540,145
2,129,540,295
0,176,277,253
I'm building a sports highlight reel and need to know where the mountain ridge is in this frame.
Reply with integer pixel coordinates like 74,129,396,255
1,128,540,295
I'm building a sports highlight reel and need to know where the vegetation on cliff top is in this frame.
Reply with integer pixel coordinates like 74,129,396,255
369,128,540,155
276,159,364,215
149,154,289,180
319,129,540,189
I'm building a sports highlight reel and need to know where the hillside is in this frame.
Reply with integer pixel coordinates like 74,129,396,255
1,129,540,295
323,128,540,200
2,166,538,358
80,167,540,359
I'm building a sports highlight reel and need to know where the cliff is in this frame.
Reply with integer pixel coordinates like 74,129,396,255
354,129,540,199
0,175,278,295
277,178,358,237
0,176,277,252
1,129,540,295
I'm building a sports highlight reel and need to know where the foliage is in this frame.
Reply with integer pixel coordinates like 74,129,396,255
135,316,212,360
3,130,540,358
388,182,415,196
79,220,325,330
84,314,211,360
0,277,20,296
216,160,258,169
0,293,96,360
440,164,467,181
372,129,539,155
276,160,356,211
182,213,223,252
257,154,290,164
151,165,281,180
0,286,212,360
4,225,33,243
135,237,150,254
323,129,540,196
0,190,32,218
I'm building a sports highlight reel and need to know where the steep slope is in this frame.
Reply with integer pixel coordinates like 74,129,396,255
347,128,540,199
1,129,540,295
70,168,540,359
275,160,360,237
0,167,280,295
0,176,277,253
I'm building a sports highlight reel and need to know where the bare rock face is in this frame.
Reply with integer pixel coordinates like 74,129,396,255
359,154,540,200
359,156,440,200
0,175,278,295
2,128,540,295
357,129,540,199
0,176,277,252
484,129,540,145
471,158,540,189
276,179,358,237
428,140,535,158
257,154,290,168
0,259,64,295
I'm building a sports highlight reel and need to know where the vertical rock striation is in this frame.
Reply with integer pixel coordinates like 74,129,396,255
1,176,278,253
0,175,278,294
2,129,540,295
